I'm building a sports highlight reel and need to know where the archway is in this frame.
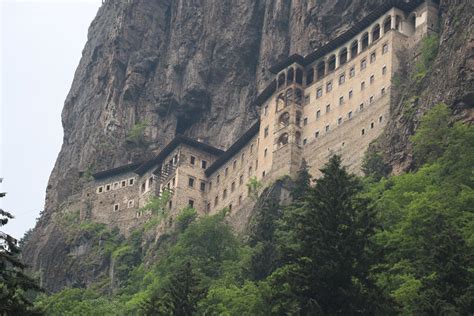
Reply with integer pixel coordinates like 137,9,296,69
327,54,336,72
372,24,381,42
339,47,348,65
350,40,359,59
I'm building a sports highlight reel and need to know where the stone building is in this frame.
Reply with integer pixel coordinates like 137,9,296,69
81,0,439,233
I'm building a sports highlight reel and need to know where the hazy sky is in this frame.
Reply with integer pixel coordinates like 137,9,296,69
1,0,101,239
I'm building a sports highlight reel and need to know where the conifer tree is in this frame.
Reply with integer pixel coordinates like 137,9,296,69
0,179,42,315
291,159,311,202
273,155,390,315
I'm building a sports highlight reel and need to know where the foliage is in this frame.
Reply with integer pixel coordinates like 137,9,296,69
411,102,451,165
271,155,390,315
291,158,311,201
175,207,197,232
413,34,439,82
246,176,263,200
0,186,43,315
140,189,171,217
362,149,391,180
126,121,147,146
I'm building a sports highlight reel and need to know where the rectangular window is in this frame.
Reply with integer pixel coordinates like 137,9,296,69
128,200,134,208
231,182,236,192
188,200,194,208
315,131,320,138
326,81,332,92
348,111,352,119
214,196,219,206
188,177,195,188
223,189,227,199
217,175,220,184
233,160,237,170
379,115,383,123
349,90,353,99
370,51,376,63
97,186,103,194
361,128,365,135
316,110,321,119
225,167,229,176
239,175,243,185
316,87,323,98
304,95,310,105
339,96,344,105
264,126,269,138
382,43,389,54
262,171,266,177
201,160,207,169
370,96,374,103
190,156,196,165
114,204,119,211
239,195,243,205
303,138,307,145
325,125,330,132
113,182,119,190
169,200,173,209
338,117,342,125
326,104,331,113
349,66,355,78
264,148,268,157
382,66,387,75
248,166,252,176
361,58,367,70
360,103,364,111
370,75,375,84
121,180,126,187
129,178,134,186
339,74,345,85
200,181,206,192
371,122,375,129
381,87,386,95
361,81,365,91
303,117,308,126
264,105,268,115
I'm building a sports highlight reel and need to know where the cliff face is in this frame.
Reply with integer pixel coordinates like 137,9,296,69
23,0,473,292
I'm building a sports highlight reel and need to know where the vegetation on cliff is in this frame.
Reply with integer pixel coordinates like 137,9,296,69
32,104,473,315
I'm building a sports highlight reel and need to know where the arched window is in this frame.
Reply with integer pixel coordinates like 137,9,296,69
278,73,285,88
328,54,336,72
295,88,303,105
276,93,285,111
339,48,348,65
372,24,381,42
295,68,303,85
279,112,290,127
407,13,416,35
295,131,302,145
306,68,314,85
395,15,402,31
287,68,294,84
278,133,289,147
361,32,369,50
384,16,392,33
317,61,325,80
295,111,302,127
285,88,293,106
350,40,359,58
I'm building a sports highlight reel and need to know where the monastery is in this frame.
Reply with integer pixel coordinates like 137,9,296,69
81,0,439,232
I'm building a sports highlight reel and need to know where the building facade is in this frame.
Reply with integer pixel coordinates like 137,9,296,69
79,0,439,233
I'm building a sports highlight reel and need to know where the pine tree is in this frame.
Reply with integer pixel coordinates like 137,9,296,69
0,180,42,315
291,159,312,202
273,155,391,315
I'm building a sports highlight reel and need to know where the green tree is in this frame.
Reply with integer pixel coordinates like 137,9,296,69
411,102,451,165
362,150,391,181
0,180,42,315
273,155,390,314
126,121,147,146
291,159,312,201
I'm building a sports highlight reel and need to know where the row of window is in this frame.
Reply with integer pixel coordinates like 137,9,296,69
309,84,387,124
97,178,135,194
302,114,384,146
112,199,135,212
315,44,388,100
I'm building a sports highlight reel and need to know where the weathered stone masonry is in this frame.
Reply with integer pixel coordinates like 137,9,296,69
79,0,439,234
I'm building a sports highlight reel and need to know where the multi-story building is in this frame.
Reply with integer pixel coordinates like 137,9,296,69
80,0,439,233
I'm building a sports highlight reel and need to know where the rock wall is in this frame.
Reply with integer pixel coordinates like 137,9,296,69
23,0,473,292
